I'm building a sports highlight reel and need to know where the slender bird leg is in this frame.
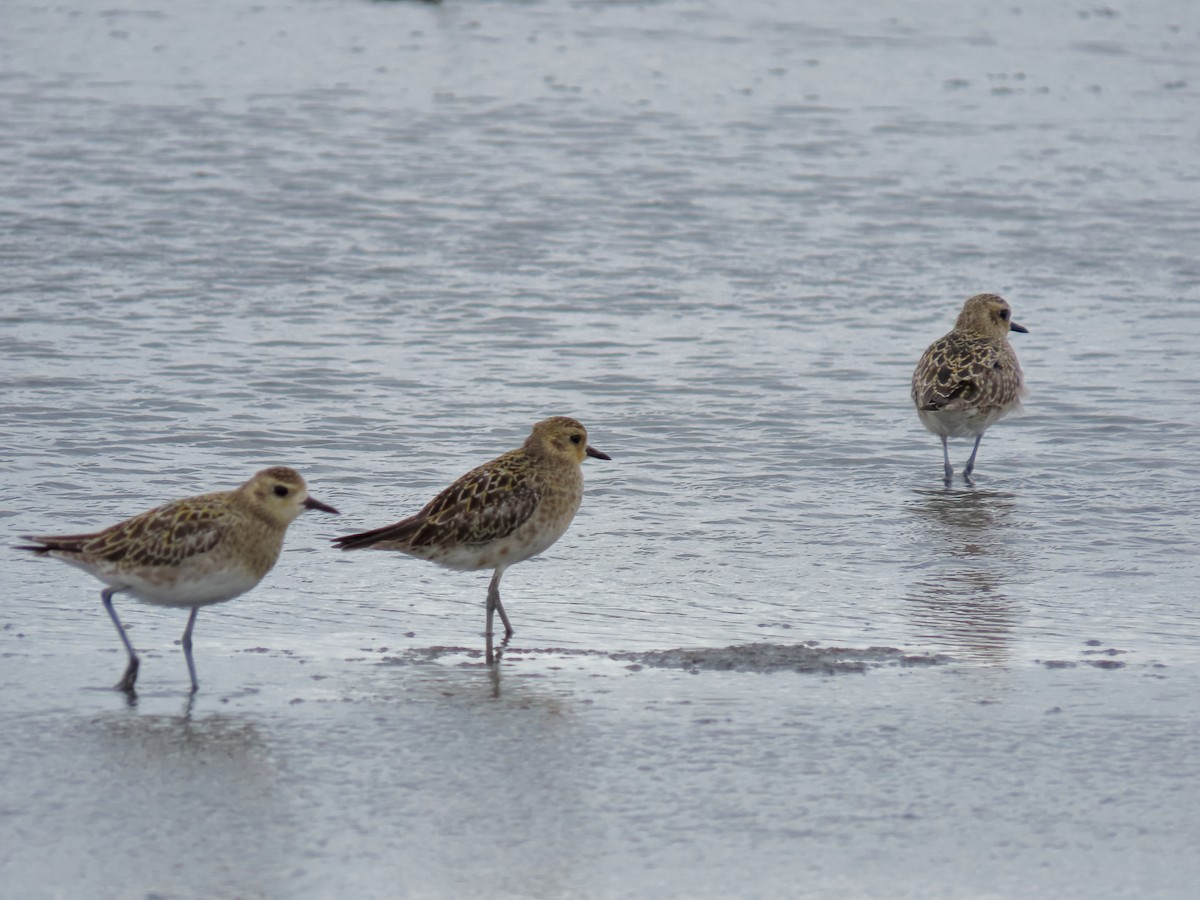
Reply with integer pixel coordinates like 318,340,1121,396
962,434,984,488
485,579,495,638
940,434,953,487
101,588,139,694
485,573,496,664
487,568,514,638
485,568,513,666
181,607,200,693
485,630,512,667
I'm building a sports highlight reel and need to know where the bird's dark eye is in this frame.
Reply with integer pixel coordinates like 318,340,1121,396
570,434,582,444
274,485,290,497
999,309,1010,320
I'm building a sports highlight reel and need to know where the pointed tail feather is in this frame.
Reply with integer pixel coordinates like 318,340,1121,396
332,518,421,551
16,535,90,555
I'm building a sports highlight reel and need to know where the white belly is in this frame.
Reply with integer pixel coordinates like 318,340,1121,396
408,515,575,573
92,565,262,608
918,406,1009,438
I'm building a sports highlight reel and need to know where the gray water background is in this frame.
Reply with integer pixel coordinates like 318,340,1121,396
2,1,1198,897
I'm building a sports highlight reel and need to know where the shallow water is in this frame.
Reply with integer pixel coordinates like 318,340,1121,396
2,0,1199,898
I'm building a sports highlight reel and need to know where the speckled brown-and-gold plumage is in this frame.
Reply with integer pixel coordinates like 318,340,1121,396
19,466,338,692
334,417,611,661
21,467,334,592
28,494,249,574
336,448,544,561
912,294,1029,486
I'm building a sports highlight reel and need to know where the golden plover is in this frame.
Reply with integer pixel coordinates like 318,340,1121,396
18,466,339,693
333,416,610,663
912,293,1028,486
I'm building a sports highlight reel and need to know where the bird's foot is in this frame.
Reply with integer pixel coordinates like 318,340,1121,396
115,658,139,694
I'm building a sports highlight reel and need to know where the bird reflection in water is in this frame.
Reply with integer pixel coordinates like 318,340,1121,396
904,489,1023,662
88,706,264,755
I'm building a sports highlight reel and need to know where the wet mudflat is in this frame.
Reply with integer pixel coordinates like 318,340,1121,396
2,0,1199,897
3,638,1197,900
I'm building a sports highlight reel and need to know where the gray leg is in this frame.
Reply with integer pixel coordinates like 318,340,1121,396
486,568,513,638
101,588,139,694
487,632,511,667
940,435,953,487
485,568,513,666
485,572,496,665
181,607,200,693
963,434,983,487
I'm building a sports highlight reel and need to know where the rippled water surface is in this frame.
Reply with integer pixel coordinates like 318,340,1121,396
2,1,1198,898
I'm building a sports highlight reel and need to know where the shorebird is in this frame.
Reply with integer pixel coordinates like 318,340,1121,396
912,293,1028,487
18,466,338,693
333,416,610,663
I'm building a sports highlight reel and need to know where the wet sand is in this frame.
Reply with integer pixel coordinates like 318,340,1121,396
2,629,1197,899
3,0,1199,896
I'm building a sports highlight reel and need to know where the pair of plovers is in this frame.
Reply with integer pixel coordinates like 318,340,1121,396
20,417,610,692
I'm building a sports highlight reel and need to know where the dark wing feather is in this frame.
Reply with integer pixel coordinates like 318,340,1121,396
21,496,226,567
334,456,540,551
913,335,1001,411
16,533,97,555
